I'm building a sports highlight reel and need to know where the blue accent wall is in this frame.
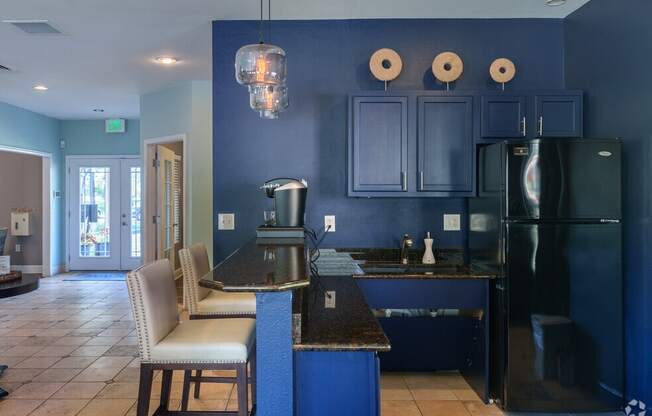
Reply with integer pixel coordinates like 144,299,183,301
61,119,140,155
565,1,652,404
213,19,566,261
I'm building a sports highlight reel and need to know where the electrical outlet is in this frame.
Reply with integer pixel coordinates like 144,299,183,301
443,214,461,231
324,215,336,232
325,291,336,308
15,243,21,252
218,213,235,230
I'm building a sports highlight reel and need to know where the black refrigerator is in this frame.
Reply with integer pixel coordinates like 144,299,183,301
469,139,623,412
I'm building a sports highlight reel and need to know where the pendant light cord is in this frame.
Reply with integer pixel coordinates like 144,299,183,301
268,0,271,43
258,0,264,43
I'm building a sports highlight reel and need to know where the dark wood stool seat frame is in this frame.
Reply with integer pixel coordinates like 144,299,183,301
138,347,256,416
185,314,255,402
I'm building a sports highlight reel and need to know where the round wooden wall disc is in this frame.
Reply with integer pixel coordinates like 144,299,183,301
369,48,403,81
432,51,463,83
490,58,516,84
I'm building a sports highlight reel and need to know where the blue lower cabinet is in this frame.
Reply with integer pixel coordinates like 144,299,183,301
294,351,380,416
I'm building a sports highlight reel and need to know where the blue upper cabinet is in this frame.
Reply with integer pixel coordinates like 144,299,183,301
418,96,473,192
480,95,527,138
349,96,408,193
535,94,583,137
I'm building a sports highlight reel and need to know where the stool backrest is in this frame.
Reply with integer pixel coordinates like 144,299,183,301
179,243,212,315
127,259,179,361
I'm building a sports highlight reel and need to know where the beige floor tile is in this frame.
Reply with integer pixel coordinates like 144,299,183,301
0,368,45,382
126,358,140,368
7,328,43,337
193,381,234,400
97,382,139,399
380,373,407,388
187,399,228,411
2,345,46,356
381,387,414,401
452,388,482,401
29,399,90,416
125,399,181,416
462,401,504,416
0,399,44,416
18,336,62,347
14,355,62,369
77,398,135,416
381,400,422,416
38,328,73,337
98,328,132,337
72,367,122,382
0,355,28,366
33,345,79,357
113,367,140,383
51,356,98,369
33,368,83,383
410,388,458,401
417,400,472,416
53,337,92,346
52,382,106,399
70,345,112,357
10,382,64,399
90,356,132,369
404,373,453,389
84,336,122,346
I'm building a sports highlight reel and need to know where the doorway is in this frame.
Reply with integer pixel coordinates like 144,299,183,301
143,136,186,277
67,156,142,271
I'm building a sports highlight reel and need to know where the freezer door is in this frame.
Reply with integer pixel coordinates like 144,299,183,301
504,223,623,412
505,140,621,220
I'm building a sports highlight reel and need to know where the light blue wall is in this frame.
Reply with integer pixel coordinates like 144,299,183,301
0,102,65,270
140,83,192,140
61,119,141,156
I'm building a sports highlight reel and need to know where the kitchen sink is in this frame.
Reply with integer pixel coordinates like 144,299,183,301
359,264,467,275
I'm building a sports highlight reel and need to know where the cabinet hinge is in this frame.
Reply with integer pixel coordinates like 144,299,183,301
153,158,160,168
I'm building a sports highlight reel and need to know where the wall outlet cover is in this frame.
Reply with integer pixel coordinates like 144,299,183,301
325,291,336,308
15,243,21,252
443,214,461,231
324,215,336,232
218,213,235,230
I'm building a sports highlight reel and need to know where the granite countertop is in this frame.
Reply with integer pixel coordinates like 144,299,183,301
198,238,311,292
292,275,390,352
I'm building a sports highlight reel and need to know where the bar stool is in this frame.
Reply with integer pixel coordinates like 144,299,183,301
179,243,256,319
179,244,256,402
127,259,256,416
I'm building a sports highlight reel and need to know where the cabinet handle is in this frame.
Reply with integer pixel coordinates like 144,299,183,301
401,171,407,191
419,171,424,191
521,117,527,137
538,116,544,136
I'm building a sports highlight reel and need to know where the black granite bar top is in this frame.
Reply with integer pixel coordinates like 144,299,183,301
292,275,391,352
198,238,310,292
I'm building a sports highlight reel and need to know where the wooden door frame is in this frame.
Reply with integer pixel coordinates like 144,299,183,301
65,155,140,271
142,135,188,267
0,144,53,276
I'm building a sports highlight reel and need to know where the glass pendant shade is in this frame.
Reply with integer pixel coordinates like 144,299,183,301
235,43,287,86
249,84,288,119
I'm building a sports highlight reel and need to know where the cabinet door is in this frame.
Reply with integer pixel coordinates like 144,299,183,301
418,96,473,192
351,96,408,192
480,95,527,138
535,94,582,137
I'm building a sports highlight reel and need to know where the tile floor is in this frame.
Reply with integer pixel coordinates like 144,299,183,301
0,274,506,416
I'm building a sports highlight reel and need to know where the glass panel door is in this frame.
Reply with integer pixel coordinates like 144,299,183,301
120,159,143,271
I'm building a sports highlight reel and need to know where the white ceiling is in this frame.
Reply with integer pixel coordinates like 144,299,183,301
0,0,591,120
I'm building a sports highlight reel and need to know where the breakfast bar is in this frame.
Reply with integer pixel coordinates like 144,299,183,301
199,238,390,416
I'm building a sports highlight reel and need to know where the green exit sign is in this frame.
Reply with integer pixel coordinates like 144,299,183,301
105,118,126,133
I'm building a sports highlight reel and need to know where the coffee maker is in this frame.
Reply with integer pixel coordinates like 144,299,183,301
257,178,307,238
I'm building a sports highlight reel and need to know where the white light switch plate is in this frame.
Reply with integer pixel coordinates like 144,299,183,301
15,244,21,252
325,291,336,308
218,213,235,230
443,214,461,231
324,215,336,232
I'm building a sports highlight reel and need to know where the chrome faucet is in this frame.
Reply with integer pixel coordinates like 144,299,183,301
400,234,413,265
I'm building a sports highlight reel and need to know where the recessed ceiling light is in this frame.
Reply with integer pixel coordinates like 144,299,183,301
33,84,48,91
93,108,104,113
545,0,566,5
155,56,179,65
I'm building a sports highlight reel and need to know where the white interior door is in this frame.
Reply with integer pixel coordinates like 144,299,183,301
69,157,142,271
156,146,177,267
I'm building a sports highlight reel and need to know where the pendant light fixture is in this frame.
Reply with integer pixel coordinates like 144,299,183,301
235,0,288,119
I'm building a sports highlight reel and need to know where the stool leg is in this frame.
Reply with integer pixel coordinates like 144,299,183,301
250,352,257,410
193,370,202,398
236,363,249,416
181,370,192,411
160,369,173,411
137,364,154,416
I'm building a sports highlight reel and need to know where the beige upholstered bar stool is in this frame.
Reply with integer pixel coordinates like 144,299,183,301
127,259,256,416
179,243,257,400
179,243,256,319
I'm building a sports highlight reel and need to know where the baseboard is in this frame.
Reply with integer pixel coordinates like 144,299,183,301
11,264,43,274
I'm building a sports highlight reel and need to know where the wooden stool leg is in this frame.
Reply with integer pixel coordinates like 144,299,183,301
137,364,154,416
250,352,257,410
160,369,173,411
181,369,192,411
236,363,249,416
193,370,202,398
